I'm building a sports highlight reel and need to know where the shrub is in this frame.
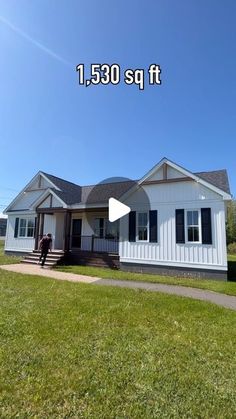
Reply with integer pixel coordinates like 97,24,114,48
228,242,236,254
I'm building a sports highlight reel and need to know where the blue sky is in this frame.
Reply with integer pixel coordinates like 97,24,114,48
0,0,236,215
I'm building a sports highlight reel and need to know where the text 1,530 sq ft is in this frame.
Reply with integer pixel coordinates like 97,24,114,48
76,64,161,90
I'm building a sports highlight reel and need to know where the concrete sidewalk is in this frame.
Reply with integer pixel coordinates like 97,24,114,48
0,264,99,283
1,264,236,311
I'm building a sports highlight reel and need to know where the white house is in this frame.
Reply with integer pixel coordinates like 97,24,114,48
4,158,231,280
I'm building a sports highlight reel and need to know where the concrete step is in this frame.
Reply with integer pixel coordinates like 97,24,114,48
22,250,65,268
32,251,65,256
25,254,63,261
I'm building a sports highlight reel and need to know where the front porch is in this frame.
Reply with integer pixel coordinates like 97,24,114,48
34,209,119,255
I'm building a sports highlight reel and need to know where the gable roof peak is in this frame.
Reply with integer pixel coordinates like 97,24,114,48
41,171,81,188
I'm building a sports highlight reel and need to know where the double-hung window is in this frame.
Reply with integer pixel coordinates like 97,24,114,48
186,210,200,243
137,212,148,241
19,218,35,238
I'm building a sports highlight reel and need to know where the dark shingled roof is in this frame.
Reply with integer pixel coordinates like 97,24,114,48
42,172,82,205
81,181,136,204
42,168,230,206
43,172,135,205
195,170,231,195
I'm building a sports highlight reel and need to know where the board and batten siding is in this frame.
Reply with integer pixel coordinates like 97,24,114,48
43,214,56,242
5,213,36,252
119,180,228,271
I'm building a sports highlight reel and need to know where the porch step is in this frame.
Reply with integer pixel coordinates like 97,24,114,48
21,250,65,268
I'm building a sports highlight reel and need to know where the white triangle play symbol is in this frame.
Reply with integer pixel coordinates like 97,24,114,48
109,197,131,222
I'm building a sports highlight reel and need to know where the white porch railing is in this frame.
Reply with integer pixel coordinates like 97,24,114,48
72,235,119,254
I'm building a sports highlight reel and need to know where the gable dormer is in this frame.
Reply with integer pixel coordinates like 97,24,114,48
4,172,61,213
143,161,189,183
36,193,64,209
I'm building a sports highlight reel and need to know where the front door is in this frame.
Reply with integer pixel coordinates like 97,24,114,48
71,219,82,248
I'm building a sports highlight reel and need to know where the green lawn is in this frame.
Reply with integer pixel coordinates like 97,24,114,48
57,257,236,297
0,269,235,418
0,241,21,265
1,238,236,296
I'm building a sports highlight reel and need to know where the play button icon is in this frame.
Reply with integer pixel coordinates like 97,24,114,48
109,197,131,222
85,176,150,243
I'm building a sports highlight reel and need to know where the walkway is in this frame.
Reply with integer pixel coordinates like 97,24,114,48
1,264,236,311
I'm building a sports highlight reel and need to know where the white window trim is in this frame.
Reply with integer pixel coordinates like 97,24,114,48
18,217,35,239
185,209,202,244
136,211,149,242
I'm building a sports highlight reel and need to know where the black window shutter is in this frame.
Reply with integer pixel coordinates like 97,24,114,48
14,218,19,238
99,218,104,238
201,208,212,245
176,209,185,243
129,211,136,242
149,210,158,243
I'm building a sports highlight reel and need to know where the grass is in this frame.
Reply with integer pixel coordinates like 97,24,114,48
0,269,236,418
0,241,21,265
1,237,236,296
57,256,236,297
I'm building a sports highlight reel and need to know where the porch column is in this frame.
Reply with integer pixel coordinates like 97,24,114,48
39,213,45,242
34,214,40,250
63,211,71,252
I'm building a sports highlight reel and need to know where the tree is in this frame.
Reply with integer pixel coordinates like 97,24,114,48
226,200,236,244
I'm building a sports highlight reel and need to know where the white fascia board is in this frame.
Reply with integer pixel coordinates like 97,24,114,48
3,171,63,214
69,202,108,210
196,179,231,201
121,157,231,202
164,160,232,200
29,188,67,209
119,157,168,203
3,171,42,214
39,172,61,191
138,157,168,184
5,210,36,216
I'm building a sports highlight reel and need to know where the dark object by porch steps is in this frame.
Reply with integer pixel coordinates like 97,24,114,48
68,250,120,269
21,250,65,268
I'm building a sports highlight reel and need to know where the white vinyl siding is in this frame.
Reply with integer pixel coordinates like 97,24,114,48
5,214,36,252
120,179,228,271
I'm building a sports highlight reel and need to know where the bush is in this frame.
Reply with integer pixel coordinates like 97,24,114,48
228,242,236,254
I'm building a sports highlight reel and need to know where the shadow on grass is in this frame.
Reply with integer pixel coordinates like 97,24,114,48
228,260,236,281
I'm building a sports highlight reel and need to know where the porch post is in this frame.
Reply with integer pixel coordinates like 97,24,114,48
91,234,95,252
34,213,40,250
63,211,71,252
39,213,44,242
